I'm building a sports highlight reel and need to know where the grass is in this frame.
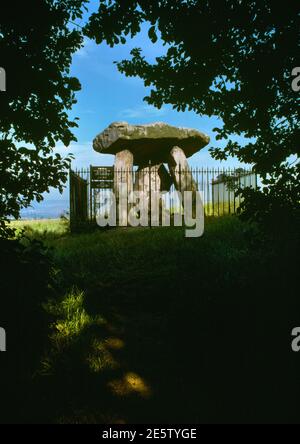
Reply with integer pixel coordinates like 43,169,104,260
10,218,69,240
5,216,299,424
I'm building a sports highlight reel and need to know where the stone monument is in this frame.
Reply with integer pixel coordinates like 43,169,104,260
93,121,209,189
93,121,210,223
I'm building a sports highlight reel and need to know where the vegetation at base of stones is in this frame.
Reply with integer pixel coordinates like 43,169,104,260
0,0,88,238
1,217,298,424
85,1,300,231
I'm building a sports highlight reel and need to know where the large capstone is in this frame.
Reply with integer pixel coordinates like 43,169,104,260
93,121,210,166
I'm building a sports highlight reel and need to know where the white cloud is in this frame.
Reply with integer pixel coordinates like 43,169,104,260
118,104,167,119
74,37,95,59
54,142,114,169
80,109,96,115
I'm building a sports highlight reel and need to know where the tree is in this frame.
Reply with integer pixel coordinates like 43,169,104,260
0,0,88,237
85,0,300,231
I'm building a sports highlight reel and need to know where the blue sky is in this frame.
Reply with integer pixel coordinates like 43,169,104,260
21,16,250,218
66,27,247,169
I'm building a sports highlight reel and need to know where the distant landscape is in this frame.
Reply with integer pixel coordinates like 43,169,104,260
20,197,69,220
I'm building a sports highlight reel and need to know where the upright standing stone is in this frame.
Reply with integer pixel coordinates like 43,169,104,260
134,164,173,194
168,147,198,193
133,164,173,226
114,150,133,226
168,146,200,218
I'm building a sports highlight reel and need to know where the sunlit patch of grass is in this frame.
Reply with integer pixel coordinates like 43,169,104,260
87,337,122,372
87,349,119,373
44,288,106,352
39,286,112,380
108,372,152,399
104,338,125,350
55,310,91,338
48,289,91,338
204,201,243,217
10,218,69,241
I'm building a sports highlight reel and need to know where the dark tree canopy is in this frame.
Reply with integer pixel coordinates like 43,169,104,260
86,0,300,228
0,0,88,236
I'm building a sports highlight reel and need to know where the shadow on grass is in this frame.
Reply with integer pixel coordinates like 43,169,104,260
1,218,300,424
3,217,299,424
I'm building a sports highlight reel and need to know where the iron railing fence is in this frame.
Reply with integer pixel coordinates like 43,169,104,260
70,166,257,230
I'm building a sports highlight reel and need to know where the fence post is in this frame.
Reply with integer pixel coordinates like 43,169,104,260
207,169,210,216
89,165,93,222
69,167,73,233
212,169,214,217
149,160,152,229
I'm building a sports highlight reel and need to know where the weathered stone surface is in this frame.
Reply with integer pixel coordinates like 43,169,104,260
114,149,134,169
93,121,210,165
132,164,173,226
134,164,173,193
168,146,198,193
114,150,134,227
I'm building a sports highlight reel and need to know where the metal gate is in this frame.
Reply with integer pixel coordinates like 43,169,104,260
69,170,88,232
